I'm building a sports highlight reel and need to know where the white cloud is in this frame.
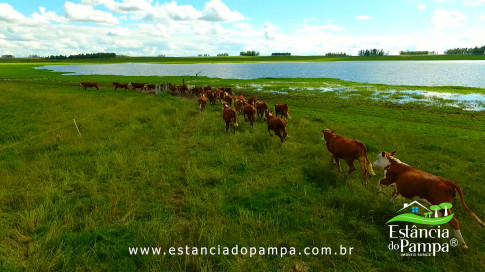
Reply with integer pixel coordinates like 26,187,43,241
0,3,27,23
417,5,426,10
160,1,201,20
261,22,281,40
464,0,485,6
431,9,467,29
64,2,120,25
320,24,345,31
200,0,246,22
356,15,374,20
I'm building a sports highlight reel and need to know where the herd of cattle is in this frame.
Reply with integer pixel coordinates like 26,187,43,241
80,81,484,249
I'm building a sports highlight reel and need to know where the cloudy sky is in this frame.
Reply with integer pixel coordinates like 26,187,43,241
1,0,484,57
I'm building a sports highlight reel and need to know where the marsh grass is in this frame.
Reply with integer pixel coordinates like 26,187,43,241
0,65,484,271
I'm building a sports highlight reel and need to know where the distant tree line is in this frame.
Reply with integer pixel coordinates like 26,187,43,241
198,54,210,57
44,52,116,60
271,52,291,56
358,49,388,57
217,53,229,57
240,51,260,56
444,46,485,55
325,52,348,57
399,50,437,55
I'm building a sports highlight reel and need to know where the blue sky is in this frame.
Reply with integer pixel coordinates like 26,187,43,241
1,0,484,57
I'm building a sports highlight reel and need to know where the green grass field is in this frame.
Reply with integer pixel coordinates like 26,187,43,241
2,54,485,64
1,64,484,271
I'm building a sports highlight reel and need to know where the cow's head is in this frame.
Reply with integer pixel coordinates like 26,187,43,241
221,101,230,110
265,109,273,118
321,129,336,142
373,151,397,169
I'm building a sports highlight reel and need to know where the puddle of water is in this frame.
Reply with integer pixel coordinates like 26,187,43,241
243,84,484,111
371,90,485,111
269,90,288,95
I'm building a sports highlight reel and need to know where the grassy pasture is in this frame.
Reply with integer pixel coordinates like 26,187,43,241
2,54,485,64
0,64,484,271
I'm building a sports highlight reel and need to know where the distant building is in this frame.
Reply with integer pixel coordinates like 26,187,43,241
2,55,15,58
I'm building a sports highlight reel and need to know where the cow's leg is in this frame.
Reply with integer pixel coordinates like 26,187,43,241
448,216,467,249
345,159,356,174
390,187,399,202
225,122,229,133
358,156,368,184
376,180,382,193
334,156,342,173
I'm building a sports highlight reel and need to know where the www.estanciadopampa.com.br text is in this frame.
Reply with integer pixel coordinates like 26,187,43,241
129,245,354,257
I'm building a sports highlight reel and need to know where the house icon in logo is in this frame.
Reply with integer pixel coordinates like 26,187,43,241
397,200,431,215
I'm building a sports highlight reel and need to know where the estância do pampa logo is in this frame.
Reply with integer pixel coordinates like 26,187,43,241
386,201,458,257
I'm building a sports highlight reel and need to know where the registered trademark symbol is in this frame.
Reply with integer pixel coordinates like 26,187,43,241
450,238,459,247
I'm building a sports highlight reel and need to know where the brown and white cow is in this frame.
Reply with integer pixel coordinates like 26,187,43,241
80,82,99,90
223,93,233,107
234,97,245,114
113,82,129,91
198,94,207,113
373,151,485,249
248,97,257,107
146,84,156,92
222,102,238,133
321,129,375,183
255,101,269,120
275,103,290,122
265,110,287,143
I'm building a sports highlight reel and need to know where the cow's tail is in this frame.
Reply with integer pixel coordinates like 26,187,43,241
232,117,238,127
452,182,485,228
361,144,376,176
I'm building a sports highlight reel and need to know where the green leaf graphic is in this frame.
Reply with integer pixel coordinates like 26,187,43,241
386,213,454,225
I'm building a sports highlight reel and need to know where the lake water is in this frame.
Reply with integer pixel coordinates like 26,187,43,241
37,60,485,88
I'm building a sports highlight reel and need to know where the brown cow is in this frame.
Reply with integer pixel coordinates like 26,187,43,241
248,96,257,107
222,102,238,133
275,103,290,121
256,101,269,120
168,83,178,95
146,84,156,92
217,87,226,100
129,82,146,92
113,82,128,91
265,110,287,143
198,94,207,113
80,82,99,90
234,97,245,114
191,86,202,96
202,85,212,93
207,90,218,106
178,85,188,95
223,93,233,107
321,129,375,183
373,151,485,249
242,102,256,128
